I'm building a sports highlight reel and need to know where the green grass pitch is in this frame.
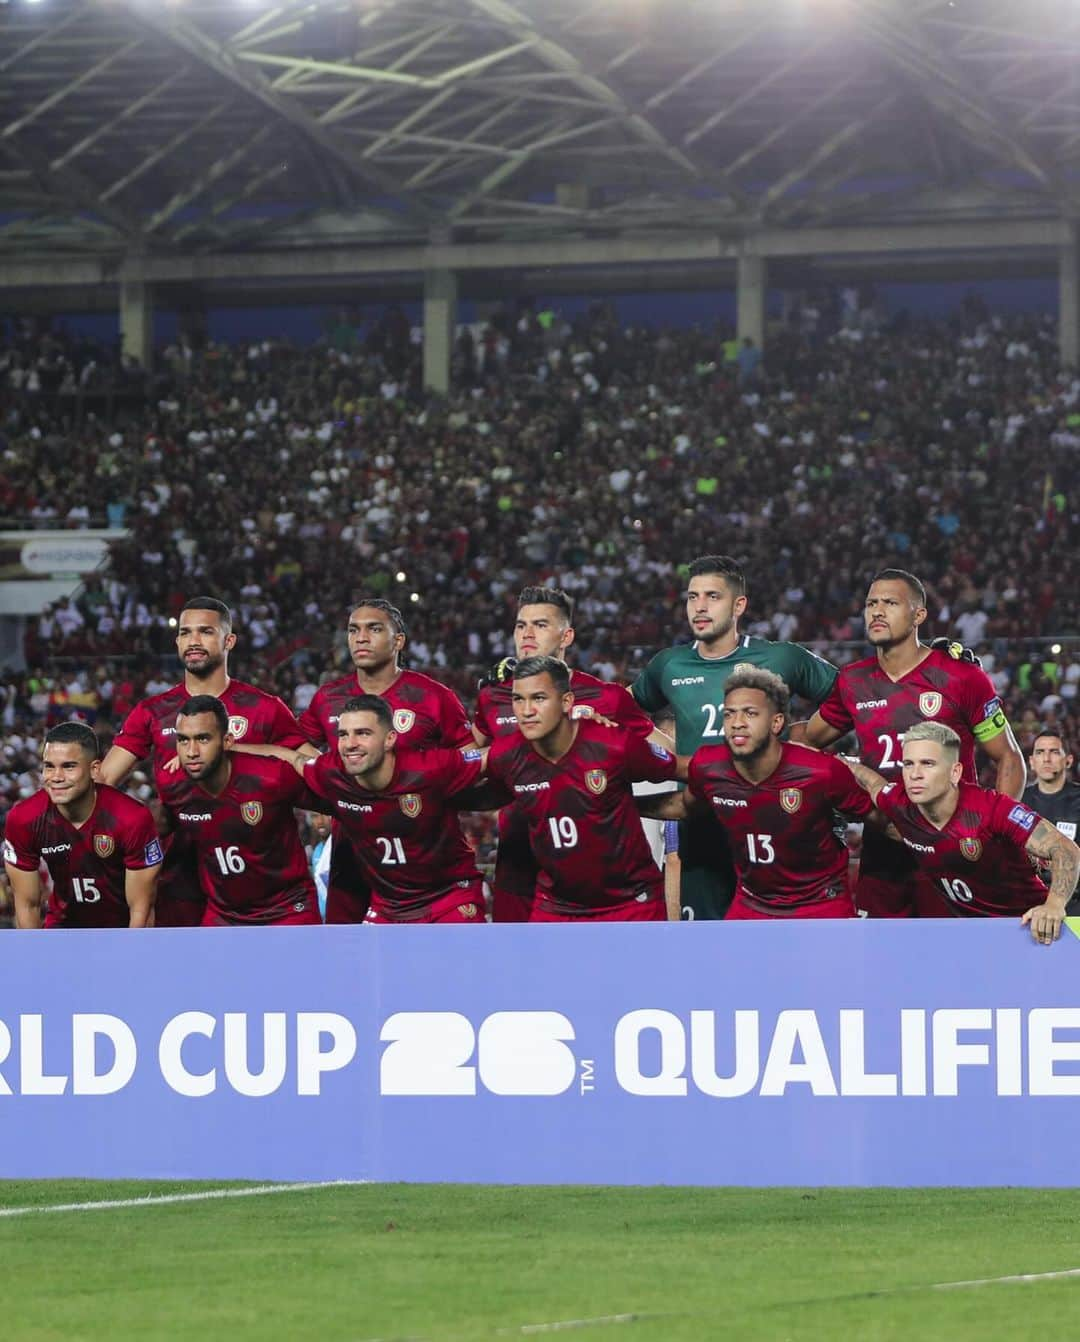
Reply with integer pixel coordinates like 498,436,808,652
4,1181,1080,1340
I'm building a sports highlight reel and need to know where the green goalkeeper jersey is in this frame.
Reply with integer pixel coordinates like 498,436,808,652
631,634,838,919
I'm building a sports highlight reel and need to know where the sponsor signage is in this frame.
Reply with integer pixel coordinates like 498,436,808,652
0,530,125,585
1,923,1079,1185
19,538,109,576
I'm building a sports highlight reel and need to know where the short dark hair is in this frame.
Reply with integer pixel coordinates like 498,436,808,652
1032,731,1068,752
513,654,571,696
687,555,746,598
43,722,100,760
349,598,406,639
517,586,575,625
871,569,926,607
724,666,791,721
340,694,393,731
181,597,233,632
176,695,229,735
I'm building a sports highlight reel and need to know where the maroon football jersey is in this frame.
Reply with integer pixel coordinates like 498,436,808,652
817,649,1008,885
302,746,485,920
114,678,306,917
476,669,655,918
298,668,472,751
875,780,1048,917
486,720,678,915
474,668,654,742
687,742,872,911
158,755,319,923
114,678,306,768
3,784,162,928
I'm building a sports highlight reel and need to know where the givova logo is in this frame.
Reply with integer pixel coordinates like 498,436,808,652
380,1012,579,1096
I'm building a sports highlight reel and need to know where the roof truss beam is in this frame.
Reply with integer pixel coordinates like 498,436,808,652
856,0,1066,198
116,0,430,223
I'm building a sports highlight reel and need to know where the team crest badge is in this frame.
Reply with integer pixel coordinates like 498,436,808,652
227,715,249,740
733,663,754,675
94,834,115,858
780,788,802,814
457,903,479,920
918,692,942,718
959,838,982,862
585,769,607,795
400,793,422,818
393,708,416,733
241,801,263,826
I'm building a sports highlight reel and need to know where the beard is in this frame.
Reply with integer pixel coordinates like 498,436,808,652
185,750,226,787
729,734,772,763
183,651,224,680
697,615,734,646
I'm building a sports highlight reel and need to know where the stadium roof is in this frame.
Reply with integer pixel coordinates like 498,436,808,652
1,0,1078,263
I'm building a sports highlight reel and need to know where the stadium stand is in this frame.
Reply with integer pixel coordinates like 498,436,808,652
0,299,1077,923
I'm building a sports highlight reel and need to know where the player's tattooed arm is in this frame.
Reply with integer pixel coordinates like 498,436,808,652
1021,820,1080,944
790,712,846,750
839,757,888,805
5,863,43,929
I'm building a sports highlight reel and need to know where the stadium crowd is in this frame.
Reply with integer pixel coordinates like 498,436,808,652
0,298,1078,922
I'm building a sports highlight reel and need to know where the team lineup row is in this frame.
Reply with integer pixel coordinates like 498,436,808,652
4,557,1079,937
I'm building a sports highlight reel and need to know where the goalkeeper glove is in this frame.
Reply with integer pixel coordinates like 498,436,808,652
929,637,982,669
478,655,518,690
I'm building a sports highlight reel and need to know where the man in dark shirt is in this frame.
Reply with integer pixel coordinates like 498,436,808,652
1023,731,1080,912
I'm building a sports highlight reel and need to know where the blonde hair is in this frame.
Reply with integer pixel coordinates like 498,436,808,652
902,721,960,762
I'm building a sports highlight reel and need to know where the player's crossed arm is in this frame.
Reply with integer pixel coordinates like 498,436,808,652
1021,819,1080,945
836,757,900,840
789,713,846,750
228,740,310,776
636,788,704,822
839,756,888,805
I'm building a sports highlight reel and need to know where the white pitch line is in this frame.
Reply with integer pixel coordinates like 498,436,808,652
932,1266,1080,1290
0,1179,370,1219
499,1314,644,1335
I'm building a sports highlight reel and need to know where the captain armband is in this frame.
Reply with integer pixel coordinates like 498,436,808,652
973,697,1008,744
